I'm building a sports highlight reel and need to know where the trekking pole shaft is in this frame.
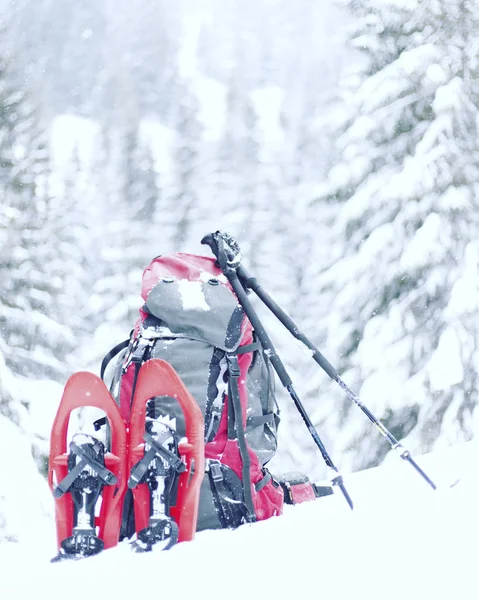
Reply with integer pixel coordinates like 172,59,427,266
226,270,353,509
237,264,436,490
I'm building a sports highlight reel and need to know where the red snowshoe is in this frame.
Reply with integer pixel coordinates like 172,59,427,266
48,359,204,561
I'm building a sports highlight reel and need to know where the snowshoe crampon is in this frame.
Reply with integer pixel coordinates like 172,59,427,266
48,360,204,561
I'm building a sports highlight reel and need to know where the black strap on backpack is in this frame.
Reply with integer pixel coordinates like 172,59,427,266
226,353,256,522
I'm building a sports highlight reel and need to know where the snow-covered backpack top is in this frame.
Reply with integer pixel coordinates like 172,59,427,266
104,253,284,531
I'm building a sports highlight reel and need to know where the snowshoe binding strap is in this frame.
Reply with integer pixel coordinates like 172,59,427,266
54,435,117,498
52,435,116,561
128,429,185,489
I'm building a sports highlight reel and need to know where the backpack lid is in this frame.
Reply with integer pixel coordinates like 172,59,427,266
141,253,249,352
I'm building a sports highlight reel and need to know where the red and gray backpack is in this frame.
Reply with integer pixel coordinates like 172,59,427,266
102,252,287,532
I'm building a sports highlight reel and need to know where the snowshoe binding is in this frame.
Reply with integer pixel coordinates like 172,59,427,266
52,434,115,560
129,406,185,552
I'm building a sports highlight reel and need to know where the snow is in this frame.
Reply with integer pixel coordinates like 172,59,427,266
16,378,64,442
400,212,445,272
177,279,210,311
193,77,227,142
175,10,227,142
178,13,203,78
139,118,175,182
50,114,100,170
427,328,464,392
0,415,53,544
251,86,285,150
357,44,442,114
439,185,471,211
446,243,479,318
433,77,465,114
0,441,477,599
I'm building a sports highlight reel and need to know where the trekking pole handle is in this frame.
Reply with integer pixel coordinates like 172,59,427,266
201,231,242,272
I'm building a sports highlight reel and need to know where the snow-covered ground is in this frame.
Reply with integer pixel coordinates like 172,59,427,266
0,441,477,600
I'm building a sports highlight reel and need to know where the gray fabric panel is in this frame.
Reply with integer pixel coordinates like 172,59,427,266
245,349,279,465
145,278,243,351
150,337,213,438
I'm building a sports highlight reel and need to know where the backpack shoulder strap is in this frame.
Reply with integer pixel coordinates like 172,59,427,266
236,342,261,354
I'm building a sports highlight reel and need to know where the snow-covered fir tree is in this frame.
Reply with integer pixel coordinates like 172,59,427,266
302,0,479,475
0,54,77,382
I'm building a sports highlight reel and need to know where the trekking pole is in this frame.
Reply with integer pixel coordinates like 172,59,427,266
202,231,437,492
202,232,354,510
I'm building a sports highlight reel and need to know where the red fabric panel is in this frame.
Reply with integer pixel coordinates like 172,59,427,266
290,482,317,504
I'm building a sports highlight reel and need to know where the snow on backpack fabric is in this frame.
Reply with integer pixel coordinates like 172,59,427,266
107,253,284,531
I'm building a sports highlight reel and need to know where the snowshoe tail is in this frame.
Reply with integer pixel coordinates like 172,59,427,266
128,359,205,548
48,372,128,560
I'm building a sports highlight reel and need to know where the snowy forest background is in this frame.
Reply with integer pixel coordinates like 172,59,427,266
1,0,479,539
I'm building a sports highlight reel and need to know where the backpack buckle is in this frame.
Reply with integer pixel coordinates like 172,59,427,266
208,461,224,483
226,354,240,377
122,336,152,373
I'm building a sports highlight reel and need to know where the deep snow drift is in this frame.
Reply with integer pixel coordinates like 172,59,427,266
0,441,477,600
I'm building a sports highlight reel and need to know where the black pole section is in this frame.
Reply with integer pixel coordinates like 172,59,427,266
202,232,354,510
202,231,437,492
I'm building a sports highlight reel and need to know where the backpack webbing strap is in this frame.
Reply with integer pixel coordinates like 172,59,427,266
246,414,274,428
100,338,131,380
254,470,272,493
236,342,261,354
226,353,256,522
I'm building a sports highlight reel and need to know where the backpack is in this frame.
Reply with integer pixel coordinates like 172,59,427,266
103,252,285,532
